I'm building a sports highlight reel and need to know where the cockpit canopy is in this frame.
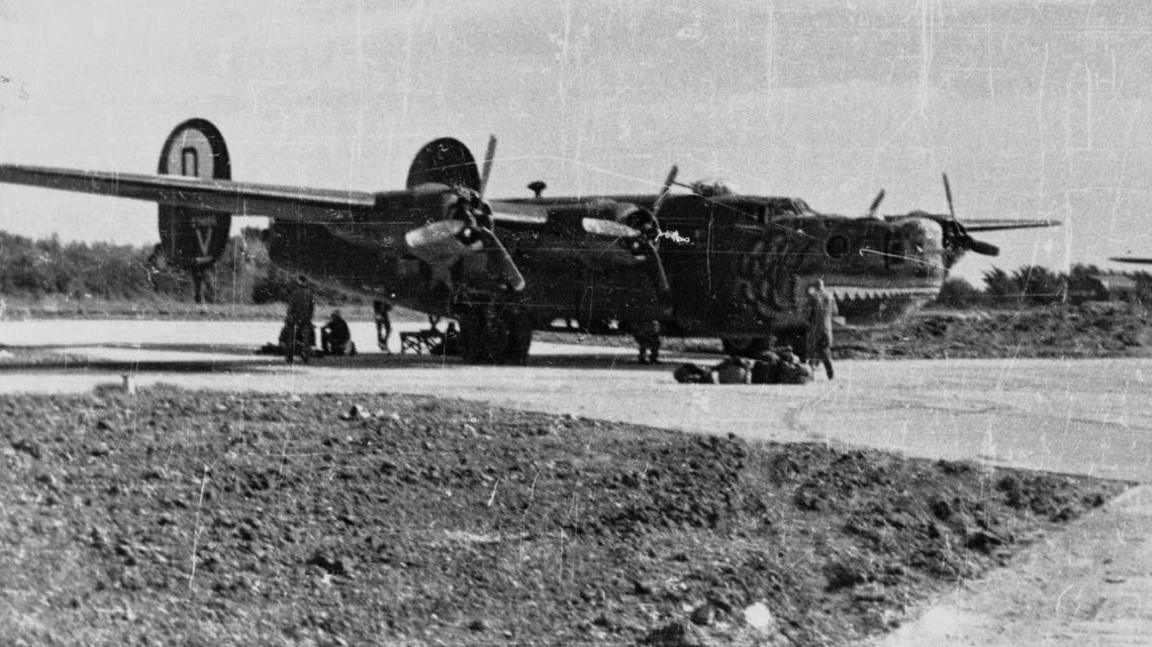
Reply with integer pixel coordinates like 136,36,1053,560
689,179,735,198
760,197,815,219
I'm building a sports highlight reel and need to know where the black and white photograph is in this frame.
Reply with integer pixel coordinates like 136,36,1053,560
0,1,1149,644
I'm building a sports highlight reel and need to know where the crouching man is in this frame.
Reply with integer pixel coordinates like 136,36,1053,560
321,310,357,356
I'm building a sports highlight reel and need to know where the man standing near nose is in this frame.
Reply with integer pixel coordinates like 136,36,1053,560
805,278,838,380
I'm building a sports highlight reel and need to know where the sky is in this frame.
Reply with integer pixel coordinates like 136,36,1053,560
1,0,1150,284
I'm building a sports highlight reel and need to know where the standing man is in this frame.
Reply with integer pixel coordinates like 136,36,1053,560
373,300,393,353
632,319,662,364
805,279,838,380
285,275,314,364
191,262,216,304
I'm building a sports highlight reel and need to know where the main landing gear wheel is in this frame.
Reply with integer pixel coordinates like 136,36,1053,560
460,303,532,365
721,337,771,358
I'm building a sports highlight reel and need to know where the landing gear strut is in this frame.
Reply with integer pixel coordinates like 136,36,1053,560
459,302,532,365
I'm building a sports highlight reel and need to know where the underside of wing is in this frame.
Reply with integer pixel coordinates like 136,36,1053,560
961,218,1062,232
0,164,378,222
1110,257,1152,265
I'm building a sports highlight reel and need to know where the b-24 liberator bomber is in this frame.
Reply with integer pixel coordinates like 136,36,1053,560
0,119,1059,363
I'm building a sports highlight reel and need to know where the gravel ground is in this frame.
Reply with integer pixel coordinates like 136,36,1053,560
0,387,1128,646
835,303,1152,360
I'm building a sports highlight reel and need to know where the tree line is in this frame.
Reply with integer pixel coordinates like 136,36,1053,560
937,265,1152,308
0,229,355,304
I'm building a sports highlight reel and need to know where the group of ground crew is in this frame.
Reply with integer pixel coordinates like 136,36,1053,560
275,274,839,381
277,275,393,364
674,344,813,384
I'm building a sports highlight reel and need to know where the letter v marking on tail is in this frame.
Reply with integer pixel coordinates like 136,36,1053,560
194,225,213,257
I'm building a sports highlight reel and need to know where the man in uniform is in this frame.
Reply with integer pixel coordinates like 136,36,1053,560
714,355,753,384
805,278,838,380
777,346,813,384
750,348,782,384
284,275,315,364
674,362,715,384
430,322,461,356
373,300,393,353
632,320,662,364
321,310,355,356
191,262,215,304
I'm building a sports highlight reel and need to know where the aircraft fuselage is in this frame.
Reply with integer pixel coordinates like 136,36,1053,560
267,190,948,341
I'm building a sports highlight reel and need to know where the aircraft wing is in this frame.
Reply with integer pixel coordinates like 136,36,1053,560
960,218,1061,232
488,198,671,299
1110,257,1152,265
0,164,378,222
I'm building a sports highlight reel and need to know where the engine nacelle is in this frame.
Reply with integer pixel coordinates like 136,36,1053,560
156,118,233,270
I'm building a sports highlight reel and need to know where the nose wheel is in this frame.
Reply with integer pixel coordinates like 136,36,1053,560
460,302,532,364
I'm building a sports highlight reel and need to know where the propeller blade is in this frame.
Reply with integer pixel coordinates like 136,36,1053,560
581,217,642,239
469,226,526,291
942,173,956,221
651,165,679,216
479,135,497,198
637,238,671,295
965,238,1000,257
867,188,886,218
404,219,471,266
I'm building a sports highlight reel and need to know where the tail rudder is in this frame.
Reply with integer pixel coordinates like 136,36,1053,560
156,118,233,271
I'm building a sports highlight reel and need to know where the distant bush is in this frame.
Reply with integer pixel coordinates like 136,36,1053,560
1011,265,1066,305
935,277,984,308
0,232,156,299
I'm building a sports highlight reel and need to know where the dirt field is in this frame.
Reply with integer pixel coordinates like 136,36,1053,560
836,304,1152,360
0,387,1127,646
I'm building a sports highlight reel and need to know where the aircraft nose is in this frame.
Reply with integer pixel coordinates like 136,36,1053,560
897,217,947,274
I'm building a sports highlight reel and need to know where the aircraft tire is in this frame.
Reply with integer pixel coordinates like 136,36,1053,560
721,337,771,358
460,303,530,365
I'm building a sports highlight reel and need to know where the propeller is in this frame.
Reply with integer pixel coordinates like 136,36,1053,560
405,206,526,292
866,189,885,218
404,135,526,292
580,216,670,296
941,173,999,257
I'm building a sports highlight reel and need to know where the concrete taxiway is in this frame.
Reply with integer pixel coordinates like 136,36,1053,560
2,318,1150,645
1,318,1148,482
